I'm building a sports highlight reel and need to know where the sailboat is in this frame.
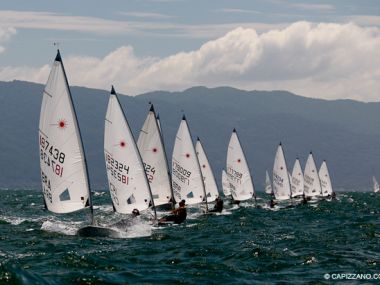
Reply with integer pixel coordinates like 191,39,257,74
226,129,255,203
272,143,291,201
39,50,119,237
172,115,208,210
373,176,380,193
196,138,219,201
104,87,156,217
39,50,92,215
222,169,232,197
265,170,273,196
137,104,174,208
319,160,333,197
303,152,322,199
290,158,304,198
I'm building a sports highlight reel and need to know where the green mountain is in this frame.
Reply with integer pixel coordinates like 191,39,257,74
1,80,380,191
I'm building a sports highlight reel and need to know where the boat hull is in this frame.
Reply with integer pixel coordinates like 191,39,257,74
77,226,123,238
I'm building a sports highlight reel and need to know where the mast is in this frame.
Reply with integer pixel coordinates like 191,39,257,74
57,49,94,225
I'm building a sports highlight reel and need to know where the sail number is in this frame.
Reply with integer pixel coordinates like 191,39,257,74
172,160,191,185
105,153,129,184
273,172,284,187
227,167,242,184
172,181,181,200
39,136,64,177
143,163,156,182
41,170,53,203
109,182,119,205
39,135,65,163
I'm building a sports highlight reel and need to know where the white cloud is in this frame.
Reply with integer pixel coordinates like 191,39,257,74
0,26,16,53
347,15,380,26
0,10,285,39
1,22,380,102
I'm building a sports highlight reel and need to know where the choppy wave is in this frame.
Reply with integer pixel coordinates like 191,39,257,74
1,190,379,284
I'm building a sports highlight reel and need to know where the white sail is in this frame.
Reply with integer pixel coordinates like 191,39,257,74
291,159,304,197
196,138,219,200
226,129,255,201
272,143,291,200
303,152,322,197
222,169,231,197
373,176,380,193
172,116,206,205
39,50,90,214
137,105,173,206
319,160,333,197
104,87,152,214
265,170,273,195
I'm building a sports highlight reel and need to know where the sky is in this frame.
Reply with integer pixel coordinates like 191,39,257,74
0,0,380,101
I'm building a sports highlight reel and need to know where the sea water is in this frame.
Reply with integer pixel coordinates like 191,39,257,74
0,190,379,284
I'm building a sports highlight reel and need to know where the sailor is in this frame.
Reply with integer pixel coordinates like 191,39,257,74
112,208,141,230
268,199,277,208
158,199,187,224
231,198,241,205
208,197,224,213
132,208,140,217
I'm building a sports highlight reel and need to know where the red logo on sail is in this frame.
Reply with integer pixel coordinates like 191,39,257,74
57,119,67,129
